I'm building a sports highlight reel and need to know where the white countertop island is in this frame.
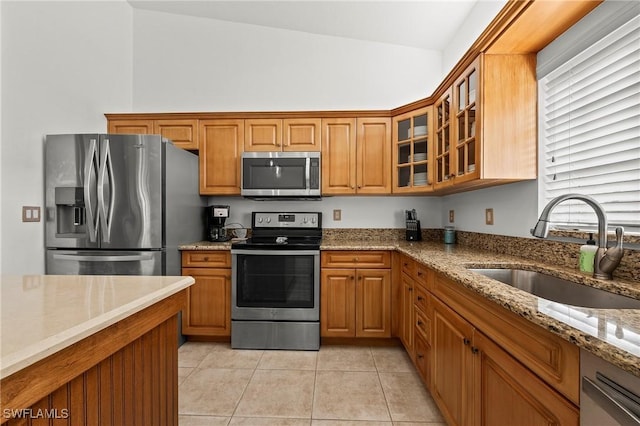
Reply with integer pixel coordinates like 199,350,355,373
0,274,194,425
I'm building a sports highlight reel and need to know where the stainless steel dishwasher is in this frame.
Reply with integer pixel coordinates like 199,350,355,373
581,349,640,425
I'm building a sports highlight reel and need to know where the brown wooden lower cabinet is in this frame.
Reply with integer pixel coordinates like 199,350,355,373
428,279,579,426
1,292,184,426
181,251,232,337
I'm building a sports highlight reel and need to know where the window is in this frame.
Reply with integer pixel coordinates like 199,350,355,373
538,4,640,232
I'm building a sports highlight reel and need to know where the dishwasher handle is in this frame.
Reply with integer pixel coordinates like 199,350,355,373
582,376,640,426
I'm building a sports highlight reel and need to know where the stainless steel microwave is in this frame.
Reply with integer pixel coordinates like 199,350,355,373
241,151,321,198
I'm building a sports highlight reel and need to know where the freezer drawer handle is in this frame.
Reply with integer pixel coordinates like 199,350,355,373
582,376,640,425
52,253,154,262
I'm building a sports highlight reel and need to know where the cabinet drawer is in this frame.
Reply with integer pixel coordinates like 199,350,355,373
414,333,430,386
414,307,431,343
321,251,391,268
182,251,231,268
414,285,430,313
415,264,431,290
400,256,415,277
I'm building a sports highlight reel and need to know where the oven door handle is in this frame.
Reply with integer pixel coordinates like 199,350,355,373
582,376,640,426
231,249,319,256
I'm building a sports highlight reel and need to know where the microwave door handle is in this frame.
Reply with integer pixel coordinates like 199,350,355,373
305,158,311,193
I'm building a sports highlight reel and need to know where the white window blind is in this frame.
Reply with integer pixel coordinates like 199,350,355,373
539,13,640,230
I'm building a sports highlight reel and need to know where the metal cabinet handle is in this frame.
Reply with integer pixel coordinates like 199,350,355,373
417,353,424,359
471,347,479,354
417,320,424,326
463,338,471,346
350,276,355,280
417,296,424,301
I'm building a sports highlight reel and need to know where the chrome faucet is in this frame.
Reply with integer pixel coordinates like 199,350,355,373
531,193,624,280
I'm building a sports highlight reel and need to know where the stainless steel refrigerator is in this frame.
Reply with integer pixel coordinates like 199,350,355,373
45,134,205,276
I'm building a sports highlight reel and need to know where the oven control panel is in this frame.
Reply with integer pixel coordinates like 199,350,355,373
253,212,321,228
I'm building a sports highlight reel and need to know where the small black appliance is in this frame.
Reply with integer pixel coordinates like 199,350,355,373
207,205,231,242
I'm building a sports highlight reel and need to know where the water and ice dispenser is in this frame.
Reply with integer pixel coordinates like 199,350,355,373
54,187,85,236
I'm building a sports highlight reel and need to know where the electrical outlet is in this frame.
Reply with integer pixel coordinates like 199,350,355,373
22,206,41,222
485,208,494,225
449,210,455,223
333,209,342,221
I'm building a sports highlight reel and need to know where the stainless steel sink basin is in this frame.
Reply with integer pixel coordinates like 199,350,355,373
467,268,640,309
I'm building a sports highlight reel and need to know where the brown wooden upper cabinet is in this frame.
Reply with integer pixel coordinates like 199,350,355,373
154,119,199,150
108,118,154,135
244,118,321,152
322,117,391,195
199,119,244,195
434,53,537,192
107,118,199,151
392,107,433,194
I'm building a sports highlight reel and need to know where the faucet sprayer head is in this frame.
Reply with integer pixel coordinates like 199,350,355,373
530,219,550,238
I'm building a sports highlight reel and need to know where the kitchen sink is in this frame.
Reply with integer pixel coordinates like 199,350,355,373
467,268,640,309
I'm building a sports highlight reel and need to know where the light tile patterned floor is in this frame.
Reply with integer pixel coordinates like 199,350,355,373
178,342,446,426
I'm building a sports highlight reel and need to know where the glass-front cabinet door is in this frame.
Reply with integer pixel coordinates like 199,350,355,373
392,106,433,193
434,89,453,187
453,57,480,183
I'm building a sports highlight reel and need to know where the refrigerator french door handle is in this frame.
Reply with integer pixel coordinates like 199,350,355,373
53,253,154,262
98,138,115,243
84,139,99,242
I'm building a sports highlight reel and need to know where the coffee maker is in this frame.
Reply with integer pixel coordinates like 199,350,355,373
207,205,230,242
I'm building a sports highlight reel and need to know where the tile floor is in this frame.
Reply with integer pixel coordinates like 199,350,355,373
178,342,446,425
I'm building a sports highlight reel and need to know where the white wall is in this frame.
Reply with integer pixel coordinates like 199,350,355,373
1,1,133,274
440,181,538,237
441,0,508,75
131,8,442,112
209,196,443,231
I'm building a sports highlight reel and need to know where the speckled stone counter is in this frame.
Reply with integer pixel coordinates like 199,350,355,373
179,240,233,250
322,239,640,377
180,233,640,376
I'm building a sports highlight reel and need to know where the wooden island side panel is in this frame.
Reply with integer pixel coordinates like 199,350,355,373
1,291,186,426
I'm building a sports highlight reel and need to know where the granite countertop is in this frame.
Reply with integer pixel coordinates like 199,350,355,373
0,275,194,379
180,238,640,376
180,240,233,250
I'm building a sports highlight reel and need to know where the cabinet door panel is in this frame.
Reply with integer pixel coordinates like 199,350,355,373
181,267,231,336
357,118,391,194
245,119,282,151
400,273,415,356
321,269,356,337
475,332,579,426
154,119,198,150
108,119,153,135
356,269,391,337
431,297,474,426
283,118,321,152
199,120,243,195
322,118,357,194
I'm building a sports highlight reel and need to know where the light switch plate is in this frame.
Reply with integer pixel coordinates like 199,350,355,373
449,210,455,223
333,209,342,221
22,206,41,222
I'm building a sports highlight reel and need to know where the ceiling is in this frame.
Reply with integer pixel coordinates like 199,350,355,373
127,0,481,51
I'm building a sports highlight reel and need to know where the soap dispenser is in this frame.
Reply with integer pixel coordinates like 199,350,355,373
579,233,598,274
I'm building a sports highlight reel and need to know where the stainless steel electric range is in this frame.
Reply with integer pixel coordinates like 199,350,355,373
230,212,322,350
